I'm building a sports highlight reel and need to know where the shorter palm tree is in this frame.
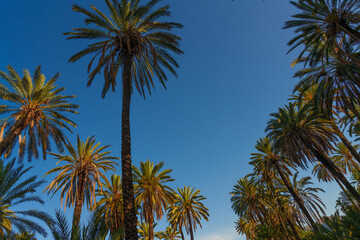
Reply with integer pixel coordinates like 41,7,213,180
133,160,175,240
0,158,53,238
0,65,78,161
157,227,181,240
138,222,161,240
94,174,124,239
44,135,118,230
168,186,209,240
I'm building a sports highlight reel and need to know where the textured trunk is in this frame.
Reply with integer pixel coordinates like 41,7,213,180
71,172,85,240
331,121,360,164
187,213,194,240
121,55,138,240
314,150,360,204
274,161,318,231
339,23,360,42
148,200,154,240
285,216,301,240
0,118,26,158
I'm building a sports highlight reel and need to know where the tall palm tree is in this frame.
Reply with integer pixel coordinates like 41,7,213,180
250,137,318,231
168,187,209,240
64,1,183,238
94,174,124,239
0,65,78,161
44,135,118,232
266,102,360,203
133,160,175,240
0,158,53,238
284,0,360,66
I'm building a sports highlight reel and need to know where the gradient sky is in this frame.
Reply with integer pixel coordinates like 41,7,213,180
0,0,342,239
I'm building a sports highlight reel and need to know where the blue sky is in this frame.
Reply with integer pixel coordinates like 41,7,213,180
0,0,342,239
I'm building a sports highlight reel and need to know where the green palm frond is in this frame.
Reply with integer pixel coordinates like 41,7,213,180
44,135,118,211
284,0,360,66
168,186,209,237
0,158,53,238
0,65,78,161
65,0,183,98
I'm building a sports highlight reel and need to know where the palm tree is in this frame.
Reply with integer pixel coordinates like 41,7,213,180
266,102,360,203
0,158,53,238
137,222,161,240
133,160,175,240
64,1,183,238
0,65,78,161
157,227,181,240
44,135,118,232
230,177,267,227
292,82,360,165
250,137,318,231
168,187,208,240
284,0,360,66
94,174,124,239
234,218,258,240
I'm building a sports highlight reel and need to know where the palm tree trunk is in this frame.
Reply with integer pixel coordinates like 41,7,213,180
0,118,26,158
331,121,360,164
71,172,86,239
273,161,319,231
149,200,154,240
314,149,360,204
187,213,194,240
121,55,138,240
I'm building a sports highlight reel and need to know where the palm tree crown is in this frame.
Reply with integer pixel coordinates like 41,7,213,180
266,103,336,168
44,135,118,228
0,65,78,161
94,174,124,238
284,0,360,66
133,160,175,240
168,186,209,240
64,0,183,97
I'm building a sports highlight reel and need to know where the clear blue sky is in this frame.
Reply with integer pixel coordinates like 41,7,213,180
0,0,342,239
